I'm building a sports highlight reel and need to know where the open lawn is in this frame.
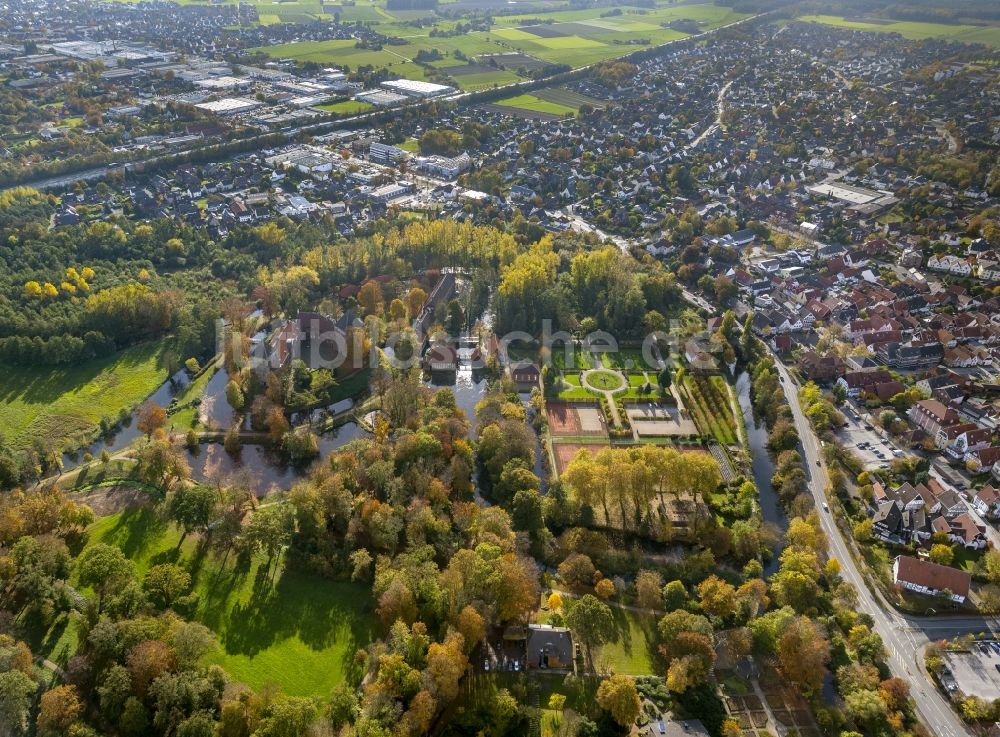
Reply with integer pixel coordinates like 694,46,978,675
81,508,374,696
0,341,174,453
797,15,1000,47
586,369,625,391
593,606,660,676
398,137,420,153
599,348,662,371
495,93,576,116
316,99,375,115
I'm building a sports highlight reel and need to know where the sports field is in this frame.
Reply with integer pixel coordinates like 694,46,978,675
316,99,375,115
0,341,173,453
797,15,1000,47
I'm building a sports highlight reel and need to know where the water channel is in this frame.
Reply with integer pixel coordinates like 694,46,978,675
735,371,788,574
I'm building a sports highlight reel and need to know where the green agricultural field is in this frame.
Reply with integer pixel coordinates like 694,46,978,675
797,15,1000,47
494,3,744,30
249,3,747,75
85,508,374,696
251,38,401,66
495,93,576,116
450,69,522,91
0,341,174,453
326,4,384,22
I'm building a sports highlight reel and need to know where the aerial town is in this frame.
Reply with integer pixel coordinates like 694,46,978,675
0,1,999,737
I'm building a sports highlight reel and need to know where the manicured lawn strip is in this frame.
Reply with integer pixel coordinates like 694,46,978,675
628,373,651,388
84,509,374,696
169,361,221,431
0,341,173,452
551,348,592,369
330,367,373,405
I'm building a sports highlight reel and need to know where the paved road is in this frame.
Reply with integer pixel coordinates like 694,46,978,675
771,355,975,737
680,287,716,315
688,79,733,149
672,284,999,735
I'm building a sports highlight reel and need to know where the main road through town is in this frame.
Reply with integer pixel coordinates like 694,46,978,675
771,354,989,737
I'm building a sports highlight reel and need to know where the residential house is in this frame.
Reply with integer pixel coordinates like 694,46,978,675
972,485,1000,519
892,555,971,604
908,400,960,444
422,343,458,373
944,427,993,461
836,369,894,397
684,339,718,372
510,362,541,390
876,341,944,370
799,351,846,382
947,512,988,550
927,253,974,276
965,446,1000,473
526,624,574,671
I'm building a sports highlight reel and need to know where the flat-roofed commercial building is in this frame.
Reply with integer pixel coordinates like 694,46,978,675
194,97,265,116
354,89,409,107
381,79,454,98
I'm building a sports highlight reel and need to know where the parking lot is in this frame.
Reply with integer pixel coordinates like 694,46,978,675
480,638,524,674
835,400,903,471
944,643,1000,701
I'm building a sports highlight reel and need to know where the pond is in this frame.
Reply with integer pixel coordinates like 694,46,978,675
736,371,788,574
61,368,191,471
425,361,488,438
198,362,240,430
187,421,367,497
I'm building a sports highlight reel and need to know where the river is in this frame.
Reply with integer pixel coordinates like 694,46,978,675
735,371,788,574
